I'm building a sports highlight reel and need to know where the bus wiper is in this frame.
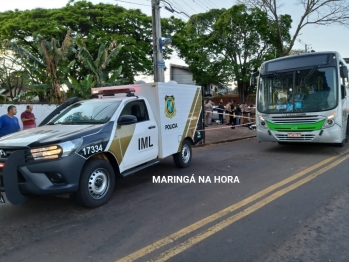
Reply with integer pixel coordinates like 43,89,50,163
300,66,318,88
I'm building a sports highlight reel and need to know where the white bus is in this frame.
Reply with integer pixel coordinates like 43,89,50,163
251,51,349,147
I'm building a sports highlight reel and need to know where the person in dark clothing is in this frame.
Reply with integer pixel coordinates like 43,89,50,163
231,103,242,129
235,103,242,126
217,102,225,124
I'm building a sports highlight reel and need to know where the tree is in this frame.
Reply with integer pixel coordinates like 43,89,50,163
65,37,125,99
173,5,290,100
237,0,349,56
0,50,29,101
36,30,75,103
3,30,75,103
75,37,123,87
0,1,184,84
173,8,228,87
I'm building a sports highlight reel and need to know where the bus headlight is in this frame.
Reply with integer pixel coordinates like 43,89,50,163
322,112,337,129
30,138,82,160
258,115,268,129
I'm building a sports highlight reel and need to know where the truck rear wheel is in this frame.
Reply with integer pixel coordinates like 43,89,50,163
75,159,115,208
173,139,192,168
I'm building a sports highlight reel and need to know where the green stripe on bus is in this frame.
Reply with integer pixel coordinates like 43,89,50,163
266,119,326,131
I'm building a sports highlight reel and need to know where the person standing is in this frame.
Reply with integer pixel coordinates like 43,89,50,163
0,105,21,137
225,100,232,125
21,105,36,130
203,99,207,126
235,103,242,126
217,102,225,124
241,101,249,126
205,100,213,126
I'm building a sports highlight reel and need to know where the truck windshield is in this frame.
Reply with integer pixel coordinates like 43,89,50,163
49,100,122,125
257,67,337,113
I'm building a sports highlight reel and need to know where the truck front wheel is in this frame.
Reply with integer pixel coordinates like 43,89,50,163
75,159,115,208
173,139,192,168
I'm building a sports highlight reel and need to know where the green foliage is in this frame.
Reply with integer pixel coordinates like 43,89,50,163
0,1,183,84
75,36,124,87
173,4,291,100
65,74,94,99
0,1,184,101
2,30,75,103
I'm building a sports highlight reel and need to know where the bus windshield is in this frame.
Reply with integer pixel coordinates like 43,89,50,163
257,67,337,113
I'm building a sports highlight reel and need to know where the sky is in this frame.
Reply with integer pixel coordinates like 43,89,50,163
1,0,349,79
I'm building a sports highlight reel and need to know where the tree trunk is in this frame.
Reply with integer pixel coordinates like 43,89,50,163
237,80,249,103
52,79,62,104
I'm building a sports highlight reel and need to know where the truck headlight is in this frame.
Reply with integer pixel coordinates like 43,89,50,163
30,138,82,160
322,112,337,129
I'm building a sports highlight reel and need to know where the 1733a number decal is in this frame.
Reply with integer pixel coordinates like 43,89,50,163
81,144,103,156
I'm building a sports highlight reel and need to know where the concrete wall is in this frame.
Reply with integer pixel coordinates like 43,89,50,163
0,104,58,130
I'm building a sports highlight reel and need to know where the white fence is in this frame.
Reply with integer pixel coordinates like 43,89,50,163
0,104,58,130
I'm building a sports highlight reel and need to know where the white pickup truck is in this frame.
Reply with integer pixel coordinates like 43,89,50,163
0,82,204,208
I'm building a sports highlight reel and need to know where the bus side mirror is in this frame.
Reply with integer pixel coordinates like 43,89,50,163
341,84,346,100
340,65,348,78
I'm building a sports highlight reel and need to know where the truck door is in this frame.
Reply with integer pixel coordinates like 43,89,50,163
117,100,159,169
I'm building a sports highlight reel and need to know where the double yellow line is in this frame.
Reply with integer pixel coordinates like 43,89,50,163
117,149,349,262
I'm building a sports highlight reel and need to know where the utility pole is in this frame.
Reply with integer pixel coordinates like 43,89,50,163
305,44,307,53
151,0,165,82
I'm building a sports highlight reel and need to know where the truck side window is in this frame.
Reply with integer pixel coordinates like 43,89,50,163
120,100,149,122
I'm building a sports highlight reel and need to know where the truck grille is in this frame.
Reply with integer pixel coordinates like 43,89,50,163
0,147,29,159
0,147,30,186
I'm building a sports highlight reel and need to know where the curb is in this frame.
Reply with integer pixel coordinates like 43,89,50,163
195,135,257,147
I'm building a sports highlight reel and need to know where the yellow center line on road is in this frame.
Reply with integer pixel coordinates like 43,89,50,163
116,149,349,262
151,154,349,262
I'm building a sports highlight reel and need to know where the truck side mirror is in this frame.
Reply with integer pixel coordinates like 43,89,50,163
340,65,348,78
117,115,137,125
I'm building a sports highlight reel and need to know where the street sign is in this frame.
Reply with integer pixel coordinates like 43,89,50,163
157,61,165,68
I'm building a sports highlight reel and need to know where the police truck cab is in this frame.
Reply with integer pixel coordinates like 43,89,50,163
0,82,204,208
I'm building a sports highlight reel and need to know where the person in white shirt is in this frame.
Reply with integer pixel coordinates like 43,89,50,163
205,100,213,126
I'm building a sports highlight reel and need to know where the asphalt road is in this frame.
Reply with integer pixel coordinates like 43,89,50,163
1,138,349,262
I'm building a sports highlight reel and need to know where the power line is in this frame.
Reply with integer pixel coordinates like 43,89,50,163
205,0,219,9
178,0,198,14
196,0,211,11
167,0,193,17
162,0,191,19
162,6,189,21
191,0,208,12
114,0,150,7
200,0,217,9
